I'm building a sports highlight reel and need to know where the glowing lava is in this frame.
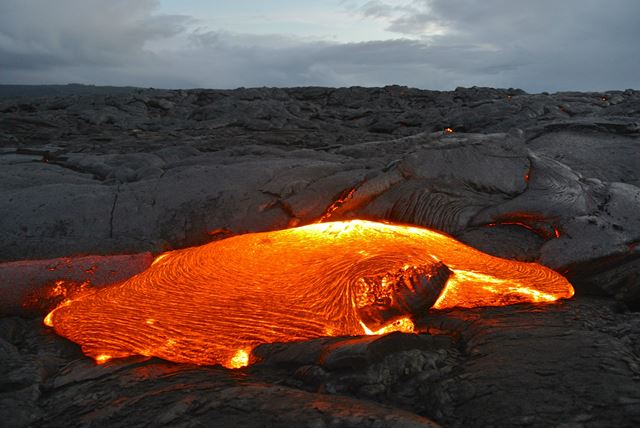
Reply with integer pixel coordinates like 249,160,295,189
45,220,573,368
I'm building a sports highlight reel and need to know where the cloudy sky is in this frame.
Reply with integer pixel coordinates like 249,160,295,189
0,0,638,92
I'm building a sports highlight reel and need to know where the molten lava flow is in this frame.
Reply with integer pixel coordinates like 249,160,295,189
45,220,573,368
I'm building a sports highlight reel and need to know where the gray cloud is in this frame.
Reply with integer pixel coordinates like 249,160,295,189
0,0,638,92
353,0,640,91
0,1,191,67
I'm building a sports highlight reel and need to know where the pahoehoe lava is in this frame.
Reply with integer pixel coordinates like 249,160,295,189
45,220,574,368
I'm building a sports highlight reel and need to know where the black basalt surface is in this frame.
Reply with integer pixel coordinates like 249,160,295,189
1,85,639,427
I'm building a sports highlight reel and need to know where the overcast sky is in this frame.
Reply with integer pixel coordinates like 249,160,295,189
0,0,638,92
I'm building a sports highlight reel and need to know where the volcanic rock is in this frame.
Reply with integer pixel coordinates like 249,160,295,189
0,253,153,316
1,85,639,427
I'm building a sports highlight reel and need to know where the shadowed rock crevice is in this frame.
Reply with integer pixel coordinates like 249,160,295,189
108,185,119,239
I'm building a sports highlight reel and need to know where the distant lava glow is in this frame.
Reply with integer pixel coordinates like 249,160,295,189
45,220,574,368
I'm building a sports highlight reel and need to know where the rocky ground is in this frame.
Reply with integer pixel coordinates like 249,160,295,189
1,85,639,427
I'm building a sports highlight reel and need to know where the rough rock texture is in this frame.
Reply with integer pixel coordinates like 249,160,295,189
0,253,153,317
1,298,638,427
1,85,639,427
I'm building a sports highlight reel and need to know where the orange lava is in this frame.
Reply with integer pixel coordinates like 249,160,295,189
45,220,573,368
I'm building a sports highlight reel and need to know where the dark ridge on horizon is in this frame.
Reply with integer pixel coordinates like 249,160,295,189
2,83,636,100
0,83,140,99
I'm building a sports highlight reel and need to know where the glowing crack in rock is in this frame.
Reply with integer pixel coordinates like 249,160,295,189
45,220,574,368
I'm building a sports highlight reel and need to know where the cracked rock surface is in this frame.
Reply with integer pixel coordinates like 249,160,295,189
1,85,639,427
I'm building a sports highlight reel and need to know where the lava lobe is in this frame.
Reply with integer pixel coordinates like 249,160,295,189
45,220,574,368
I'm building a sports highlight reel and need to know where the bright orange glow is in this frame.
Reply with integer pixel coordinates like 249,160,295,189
50,280,67,296
95,354,112,364
319,187,357,222
43,311,54,327
151,253,169,266
227,349,250,369
45,220,573,368
444,127,454,134
360,317,415,336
